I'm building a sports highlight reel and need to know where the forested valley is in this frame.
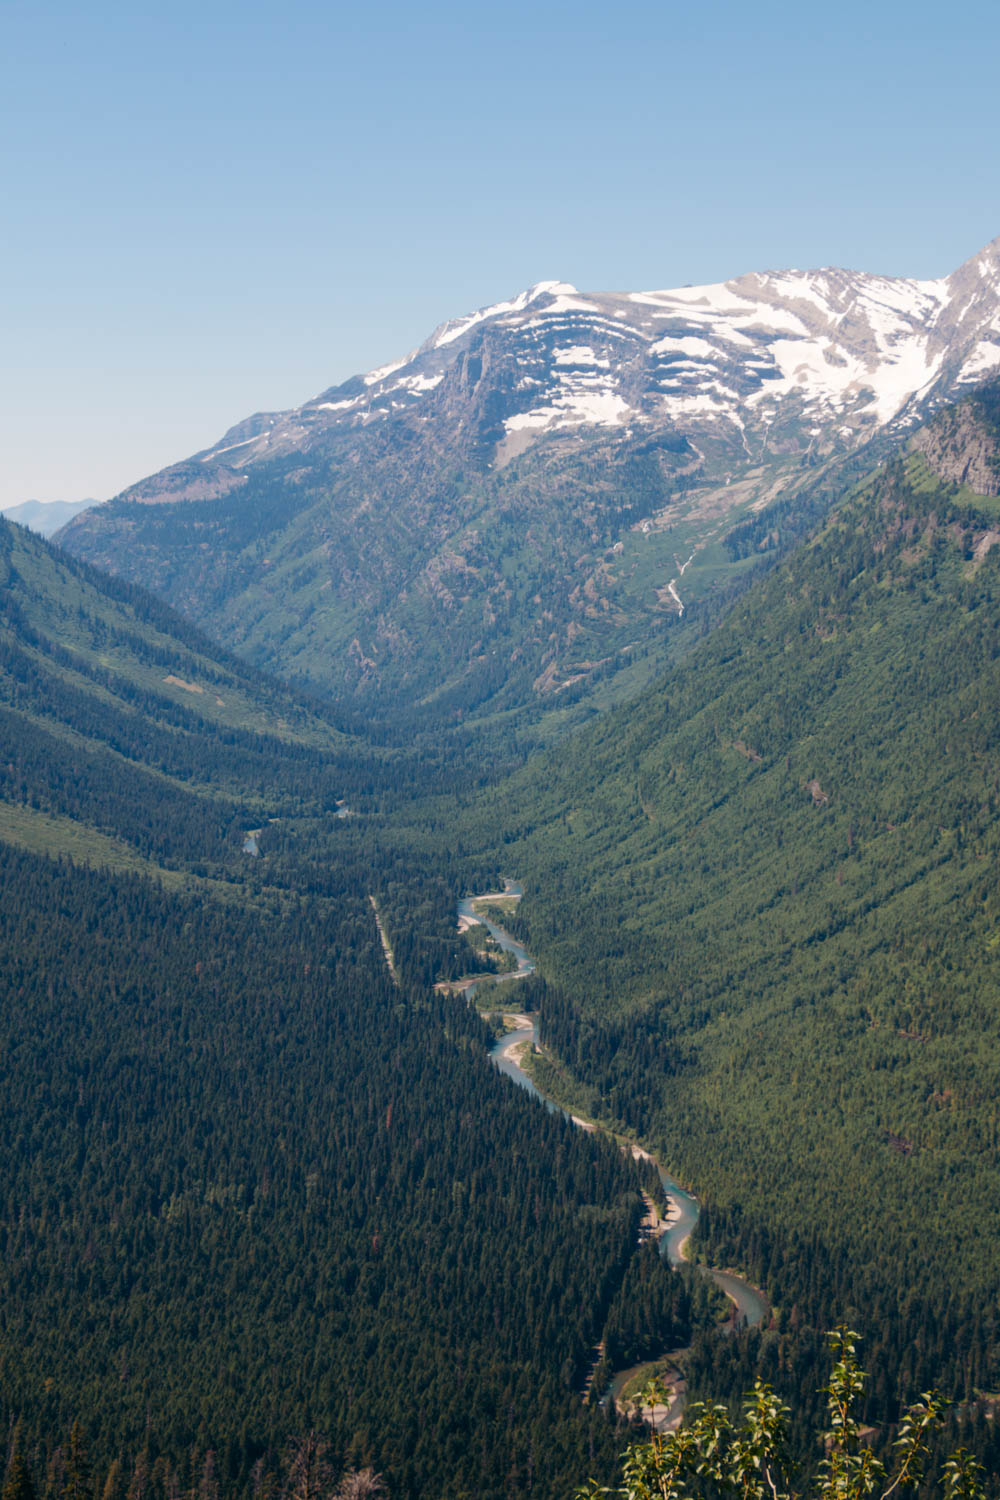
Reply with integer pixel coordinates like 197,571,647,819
0,515,702,1500
6,384,1000,1497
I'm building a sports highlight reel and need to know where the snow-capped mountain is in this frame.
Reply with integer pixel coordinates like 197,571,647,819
55,238,1000,728
154,238,1000,493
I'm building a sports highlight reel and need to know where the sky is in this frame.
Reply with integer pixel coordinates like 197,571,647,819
3,0,1000,507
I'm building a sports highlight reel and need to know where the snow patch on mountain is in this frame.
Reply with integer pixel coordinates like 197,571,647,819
553,346,611,367
396,372,444,393
179,237,1000,482
650,334,721,358
958,341,1000,383
538,293,601,316
364,357,408,386
505,389,633,434
431,281,579,348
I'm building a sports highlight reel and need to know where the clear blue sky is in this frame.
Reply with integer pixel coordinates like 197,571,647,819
3,0,999,505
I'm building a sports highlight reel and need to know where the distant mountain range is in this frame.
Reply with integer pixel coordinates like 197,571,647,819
4,497,95,536
57,238,1000,726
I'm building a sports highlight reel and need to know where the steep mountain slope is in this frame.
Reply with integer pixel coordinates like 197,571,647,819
57,240,1000,728
0,512,350,744
454,380,1000,1403
0,515,370,877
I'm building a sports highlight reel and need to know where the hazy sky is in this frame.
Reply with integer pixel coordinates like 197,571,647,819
3,0,1000,505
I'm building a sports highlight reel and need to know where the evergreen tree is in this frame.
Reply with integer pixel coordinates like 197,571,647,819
100,1460,123,1500
3,1450,38,1500
62,1424,89,1500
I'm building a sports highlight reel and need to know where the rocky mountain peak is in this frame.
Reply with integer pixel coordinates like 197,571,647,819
71,238,1000,517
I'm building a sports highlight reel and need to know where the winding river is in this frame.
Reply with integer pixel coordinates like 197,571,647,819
458,882,768,1411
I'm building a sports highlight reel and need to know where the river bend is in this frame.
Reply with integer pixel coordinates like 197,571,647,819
458,884,768,1347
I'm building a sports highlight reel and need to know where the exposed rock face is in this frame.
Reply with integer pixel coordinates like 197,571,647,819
911,399,1000,496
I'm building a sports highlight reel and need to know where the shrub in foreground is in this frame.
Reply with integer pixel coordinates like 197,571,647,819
578,1329,987,1500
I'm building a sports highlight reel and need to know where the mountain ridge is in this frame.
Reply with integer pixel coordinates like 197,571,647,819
69,236,1000,507
2,497,95,535
56,239,1000,729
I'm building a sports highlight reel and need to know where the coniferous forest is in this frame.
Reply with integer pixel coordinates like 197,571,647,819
6,384,1000,1497
0,841,647,1500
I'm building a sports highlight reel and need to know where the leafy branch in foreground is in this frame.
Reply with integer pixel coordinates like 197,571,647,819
577,1329,988,1500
